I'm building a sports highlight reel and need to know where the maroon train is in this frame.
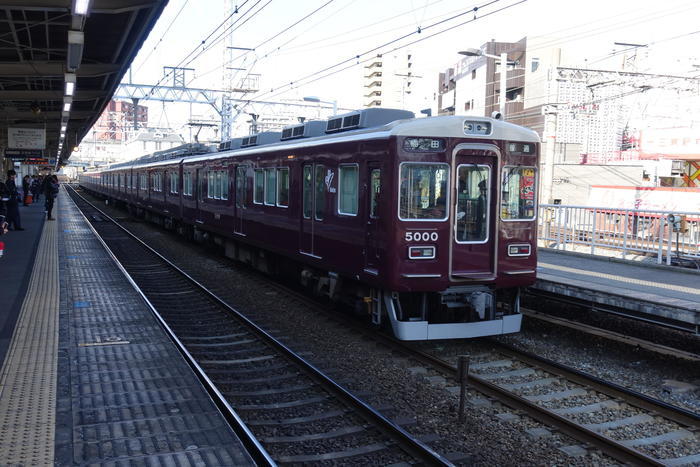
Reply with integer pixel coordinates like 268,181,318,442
80,109,540,340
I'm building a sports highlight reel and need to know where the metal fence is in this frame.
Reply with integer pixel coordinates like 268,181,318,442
537,204,700,265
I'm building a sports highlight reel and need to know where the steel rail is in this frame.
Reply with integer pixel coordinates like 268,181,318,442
67,185,454,467
237,278,690,466
65,186,276,467
521,308,700,362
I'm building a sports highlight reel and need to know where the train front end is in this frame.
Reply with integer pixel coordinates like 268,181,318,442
379,116,540,340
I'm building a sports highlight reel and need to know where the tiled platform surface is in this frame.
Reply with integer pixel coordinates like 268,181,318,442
535,249,700,329
0,189,254,466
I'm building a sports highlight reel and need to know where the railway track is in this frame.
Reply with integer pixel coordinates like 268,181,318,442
66,186,454,466
72,185,700,466
404,340,700,466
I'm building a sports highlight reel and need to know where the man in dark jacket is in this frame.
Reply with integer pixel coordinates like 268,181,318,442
5,170,23,230
44,175,59,220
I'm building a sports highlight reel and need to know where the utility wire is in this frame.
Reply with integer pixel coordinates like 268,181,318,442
253,0,524,104
134,0,190,73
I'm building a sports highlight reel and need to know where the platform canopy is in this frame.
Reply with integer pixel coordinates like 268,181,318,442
0,0,168,168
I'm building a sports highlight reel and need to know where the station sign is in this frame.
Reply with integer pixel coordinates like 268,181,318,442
4,148,44,159
23,158,56,166
8,127,46,150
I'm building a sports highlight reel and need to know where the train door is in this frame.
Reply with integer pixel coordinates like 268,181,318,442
299,163,324,258
451,146,497,279
364,163,382,273
233,165,246,235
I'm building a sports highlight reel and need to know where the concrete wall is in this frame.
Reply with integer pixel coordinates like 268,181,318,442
549,164,644,205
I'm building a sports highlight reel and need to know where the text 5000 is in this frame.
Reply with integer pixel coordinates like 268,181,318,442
405,232,438,242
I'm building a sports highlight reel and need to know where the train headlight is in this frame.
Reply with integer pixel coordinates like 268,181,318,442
508,244,531,257
408,246,436,260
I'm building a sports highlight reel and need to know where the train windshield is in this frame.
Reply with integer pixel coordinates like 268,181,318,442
399,163,449,220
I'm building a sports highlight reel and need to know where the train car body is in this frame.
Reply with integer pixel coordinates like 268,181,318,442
80,110,540,340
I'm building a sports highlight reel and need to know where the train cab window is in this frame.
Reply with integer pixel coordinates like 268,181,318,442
303,166,312,219
254,169,264,204
277,168,289,207
338,164,358,216
236,167,247,208
314,165,325,220
370,169,381,218
455,165,490,243
399,163,449,220
501,166,536,220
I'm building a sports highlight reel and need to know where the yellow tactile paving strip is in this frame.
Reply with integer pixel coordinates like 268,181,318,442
539,262,700,296
0,218,58,465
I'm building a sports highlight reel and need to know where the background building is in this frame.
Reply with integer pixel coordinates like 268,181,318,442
436,36,700,205
94,100,148,141
363,51,416,110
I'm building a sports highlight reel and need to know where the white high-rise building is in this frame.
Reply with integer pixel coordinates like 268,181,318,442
362,51,416,110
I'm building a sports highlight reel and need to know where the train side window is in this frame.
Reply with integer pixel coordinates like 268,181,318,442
338,164,359,216
207,171,214,198
254,169,264,204
314,165,325,221
277,168,289,207
370,169,381,218
236,167,247,208
265,168,276,206
183,172,191,196
170,172,178,194
302,165,312,218
222,171,229,201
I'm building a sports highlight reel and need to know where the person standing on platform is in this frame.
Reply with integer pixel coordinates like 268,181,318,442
21,175,30,205
5,170,23,231
44,175,59,221
0,179,9,235
30,175,40,203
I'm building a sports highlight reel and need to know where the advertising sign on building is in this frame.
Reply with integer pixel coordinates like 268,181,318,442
8,127,46,149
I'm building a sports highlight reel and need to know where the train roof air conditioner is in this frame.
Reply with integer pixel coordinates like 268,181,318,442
280,120,326,141
325,108,414,134
241,131,281,148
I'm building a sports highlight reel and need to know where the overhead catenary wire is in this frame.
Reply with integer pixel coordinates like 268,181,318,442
249,0,526,106
244,0,512,104
134,0,190,74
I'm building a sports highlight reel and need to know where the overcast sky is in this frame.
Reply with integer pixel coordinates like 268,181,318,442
125,0,700,135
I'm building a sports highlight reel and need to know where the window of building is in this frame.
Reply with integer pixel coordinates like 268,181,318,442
277,168,289,207
314,165,325,221
265,168,276,205
303,165,312,219
370,169,381,218
471,69,476,80
501,166,536,220
338,164,358,215
236,167,247,208
399,163,449,221
531,57,540,73
455,165,490,242
254,169,264,204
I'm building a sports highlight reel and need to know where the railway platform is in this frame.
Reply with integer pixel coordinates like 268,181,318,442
534,249,700,333
0,191,255,466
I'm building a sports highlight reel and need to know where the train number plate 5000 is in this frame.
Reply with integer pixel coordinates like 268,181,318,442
405,231,438,242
